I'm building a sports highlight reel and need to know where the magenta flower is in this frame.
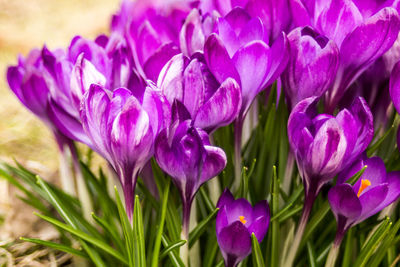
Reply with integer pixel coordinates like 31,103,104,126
291,0,400,112
282,26,339,109
80,83,171,219
328,156,400,245
216,189,270,267
288,96,373,200
157,53,242,132
204,7,289,119
154,120,226,235
119,0,192,82
199,0,292,42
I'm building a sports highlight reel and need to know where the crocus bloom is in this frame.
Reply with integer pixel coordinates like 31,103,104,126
329,156,400,242
119,0,191,82
80,83,171,219
291,0,400,112
154,120,226,234
282,26,339,109
6,47,74,149
288,96,373,201
204,7,289,119
199,0,292,43
157,53,242,132
216,189,270,267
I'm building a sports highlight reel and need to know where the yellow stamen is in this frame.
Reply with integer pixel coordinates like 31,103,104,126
239,215,247,224
357,179,371,197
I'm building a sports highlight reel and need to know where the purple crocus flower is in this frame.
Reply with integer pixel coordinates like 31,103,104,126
80,83,171,219
154,120,226,236
326,156,400,266
204,7,289,119
285,95,373,266
291,0,400,113
203,7,289,189
216,189,270,267
330,156,400,238
389,60,400,113
199,0,292,43
288,96,373,203
282,26,339,109
179,8,218,57
157,53,242,132
6,47,75,149
118,0,192,82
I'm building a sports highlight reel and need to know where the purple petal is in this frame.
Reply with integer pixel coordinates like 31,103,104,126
110,97,153,169
347,97,374,163
316,0,363,47
375,171,400,211
142,86,171,136
216,205,230,234
225,198,253,226
339,7,400,91
232,40,270,115
358,184,389,222
248,200,270,242
158,54,189,105
180,9,206,57
70,54,106,110
194,78,242,132
328,184,362,221
309,118,347,179
204,33,241,85
217,221,252,266
143,43,180,82
48,99,92,146
217,188,235,209
263,32,290,87
80,84,112,162
154,128,185,180
353,157,386,195
200,145,227,184
389,61,400,113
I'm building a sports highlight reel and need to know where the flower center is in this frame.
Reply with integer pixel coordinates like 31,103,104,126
239,215,247,224
357,179,371,197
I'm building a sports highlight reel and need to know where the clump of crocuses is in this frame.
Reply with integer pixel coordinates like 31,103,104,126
216,189,270,267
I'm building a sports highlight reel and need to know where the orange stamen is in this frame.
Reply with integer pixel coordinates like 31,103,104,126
239,215,247,224
357,179,371,197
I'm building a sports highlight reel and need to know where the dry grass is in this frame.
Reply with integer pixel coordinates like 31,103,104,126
0,0,120,265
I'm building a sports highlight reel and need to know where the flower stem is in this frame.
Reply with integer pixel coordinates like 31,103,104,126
68,143,94,223
181,199,193,266
233,118,243,192
325,233,344,267
284,190,317,267
58,143,76,196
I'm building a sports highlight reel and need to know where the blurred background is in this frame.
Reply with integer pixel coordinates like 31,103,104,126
0,0,119,265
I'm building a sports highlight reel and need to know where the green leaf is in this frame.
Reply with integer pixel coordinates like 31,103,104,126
160,240,186,259
151,180,170,267
342,227,353,267
114,186,135,267
354,217,392,267
367,124,394,157
161,235,185,267
306,242,317,267
35,213,128,265
134,195,146,267
20,237,88,258
251,233,265,267
270,166,279,267
91,213,125,253
345,165,367,185
189,208,219,248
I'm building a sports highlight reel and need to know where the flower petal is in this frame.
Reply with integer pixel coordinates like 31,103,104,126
194,78,242,132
